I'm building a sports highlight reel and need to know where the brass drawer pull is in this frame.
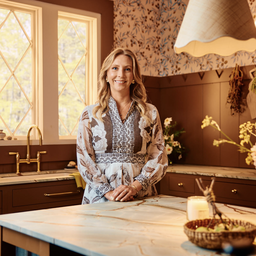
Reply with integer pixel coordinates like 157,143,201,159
44,190,81,197
178,183,183,187
231,189,237,194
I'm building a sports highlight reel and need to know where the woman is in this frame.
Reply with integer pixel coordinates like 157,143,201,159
77,48,168,204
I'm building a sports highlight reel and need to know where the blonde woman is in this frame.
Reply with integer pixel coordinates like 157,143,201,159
77,48,168,204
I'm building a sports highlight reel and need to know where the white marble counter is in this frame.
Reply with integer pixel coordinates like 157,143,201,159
0,195,255,256
0,169,76,186
167,164,256,181
1,164,255,186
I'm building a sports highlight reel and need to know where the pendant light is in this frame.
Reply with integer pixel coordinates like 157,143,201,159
174,0,256,57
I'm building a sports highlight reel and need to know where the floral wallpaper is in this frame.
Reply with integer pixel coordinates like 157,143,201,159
113,0,256,77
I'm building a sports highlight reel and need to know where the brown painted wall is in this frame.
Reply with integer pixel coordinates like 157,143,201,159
144,65,256,169
0,144,76,173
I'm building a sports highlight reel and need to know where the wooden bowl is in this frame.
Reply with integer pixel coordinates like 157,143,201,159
184,218,256,249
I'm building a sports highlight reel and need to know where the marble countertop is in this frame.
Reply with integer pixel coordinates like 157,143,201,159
0,169,76,186
167,164,256,181
1,164,255,186
0,195,255,256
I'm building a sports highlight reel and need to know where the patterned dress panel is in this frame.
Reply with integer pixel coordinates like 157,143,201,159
108,97,135,154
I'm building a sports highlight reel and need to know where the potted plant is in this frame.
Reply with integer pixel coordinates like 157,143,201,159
163,117,187,165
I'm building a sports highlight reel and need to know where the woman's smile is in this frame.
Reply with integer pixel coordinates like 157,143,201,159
115,80,125,84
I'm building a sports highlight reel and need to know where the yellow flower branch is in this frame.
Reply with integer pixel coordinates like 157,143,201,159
201,115,256,166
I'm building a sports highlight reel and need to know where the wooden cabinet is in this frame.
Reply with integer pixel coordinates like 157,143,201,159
158,172,256,208
197,177,256,208
159,173,196,198
0,180,83,214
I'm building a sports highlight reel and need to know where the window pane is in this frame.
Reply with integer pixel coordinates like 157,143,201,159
0,77,31,134
58,18,87,137
72,56,86,102
59,81,84,135
0,8,32,137
0,12,30,70
58,22,86,75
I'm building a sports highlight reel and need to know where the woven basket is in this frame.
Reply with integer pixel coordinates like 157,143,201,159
184,219,256,249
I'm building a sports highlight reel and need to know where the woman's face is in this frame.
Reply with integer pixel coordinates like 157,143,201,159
106,54,134,96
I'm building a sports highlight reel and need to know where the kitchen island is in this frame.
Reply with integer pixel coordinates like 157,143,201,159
0,195,255,256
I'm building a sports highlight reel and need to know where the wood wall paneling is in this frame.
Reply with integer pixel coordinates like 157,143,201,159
184,85,203,164
143,76,161,111
220,81,239,167
144,65,256,169
202,82,221,166
160,84,204,164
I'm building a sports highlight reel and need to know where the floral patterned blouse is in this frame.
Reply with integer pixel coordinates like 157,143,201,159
77,97,168,204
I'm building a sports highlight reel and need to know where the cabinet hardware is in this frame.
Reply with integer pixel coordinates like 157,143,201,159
231,189,237,194
178,183,183,187
44,190,81,197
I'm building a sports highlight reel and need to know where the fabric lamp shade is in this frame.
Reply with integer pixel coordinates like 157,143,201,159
174,0,256,57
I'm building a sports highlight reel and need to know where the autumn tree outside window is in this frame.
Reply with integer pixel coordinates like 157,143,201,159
0,0,99,145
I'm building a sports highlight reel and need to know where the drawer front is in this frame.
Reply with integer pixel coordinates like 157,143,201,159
13,183,82,207
168,174,195,193
199,179,256,203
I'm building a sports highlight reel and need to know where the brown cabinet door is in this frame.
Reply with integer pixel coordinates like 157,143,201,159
159,173,196,197
2,180,83,214
196,178,256,208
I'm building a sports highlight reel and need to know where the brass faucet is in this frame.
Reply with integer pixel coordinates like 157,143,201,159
9,125,47,174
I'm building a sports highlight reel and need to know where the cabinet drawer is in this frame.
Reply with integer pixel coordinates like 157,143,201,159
199,179,256,203
168,174,195,193
13,183,82,207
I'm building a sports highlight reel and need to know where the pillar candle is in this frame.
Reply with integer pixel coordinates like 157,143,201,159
186,196,210,221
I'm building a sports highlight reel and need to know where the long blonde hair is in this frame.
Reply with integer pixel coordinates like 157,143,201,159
93,48,147,121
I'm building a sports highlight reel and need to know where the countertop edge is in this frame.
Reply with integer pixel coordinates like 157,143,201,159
166,165,256,181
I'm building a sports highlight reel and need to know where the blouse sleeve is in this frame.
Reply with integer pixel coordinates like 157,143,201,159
77,108,113,198
135,107,168,190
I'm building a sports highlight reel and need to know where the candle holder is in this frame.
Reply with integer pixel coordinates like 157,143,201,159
186,196,209,221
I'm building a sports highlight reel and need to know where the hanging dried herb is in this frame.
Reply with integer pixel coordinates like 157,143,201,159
227,64,245,115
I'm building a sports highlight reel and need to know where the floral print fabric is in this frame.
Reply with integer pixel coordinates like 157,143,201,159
77,97,168,204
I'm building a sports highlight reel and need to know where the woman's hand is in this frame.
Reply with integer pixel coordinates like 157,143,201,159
104,191,115,201
110,185,138,202
104,189,133,202
105,181,141,202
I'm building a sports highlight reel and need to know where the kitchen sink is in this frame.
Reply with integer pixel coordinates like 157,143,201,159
0,169,77,185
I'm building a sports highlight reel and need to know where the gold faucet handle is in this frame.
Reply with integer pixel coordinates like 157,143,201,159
38,151,47,154
37,151,47,159
9,152,19,156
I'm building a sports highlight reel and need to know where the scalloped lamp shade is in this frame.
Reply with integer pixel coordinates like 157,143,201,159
174,0,256,57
